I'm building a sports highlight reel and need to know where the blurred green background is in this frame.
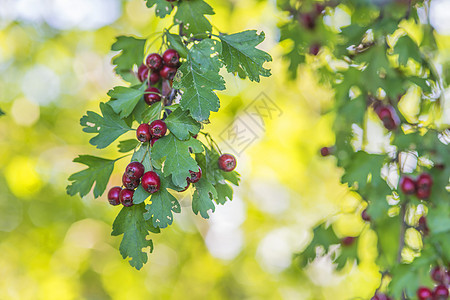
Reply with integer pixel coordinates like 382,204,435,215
0,0,449,299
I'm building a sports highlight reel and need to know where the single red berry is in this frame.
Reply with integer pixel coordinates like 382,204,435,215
218,154,237,172
107,186,122,206
125,161,145,180
192,134,198,139
320,146,333,157
179,182,190,192
119,189,134,207
137,63,149,82
122,173,140,190
141,171,161,194
146,53,163,70
417,173,433,190
162,49,180,67
136,123,151,143
144,87,161,105
159,65,177,80
376,106,400,130
361,209,371,222
150,137,159,147
300,13,315,29
431,266,447,284
314,3,325,15
309,43,321,56
433,285,449,299
416,187,431,200
341,236,356,246
149,120,167,138
188,167,202,183
418,216,430,236
399,176,416,195
149,71,160,85
417,287,433,300
371,293,392,300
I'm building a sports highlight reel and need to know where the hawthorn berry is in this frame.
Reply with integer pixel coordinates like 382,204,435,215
431,267,448,284
119,189,134,207
125,161,145,180
136,123,151,143
160,65,177,80
417,287,433,300
146,53,163,70
149,120,167,138
371,293,392,300
341,236,355,246
150,137,158,147
149,72,160,85
417,173,433,190
309,43,321,56
218,154,237,172
418,216,430,236
314,3,325,15
122,173,140,190
377,105,400,130
188,167,202,183
399,176,416,195
361,209,371,222
107,186,122,206
300,13,315,30
416,188,431,200
433,285,449,299
144,87,161,105
320,146,333,157
141,171,161,194
162,49,180,67
137,64,149,82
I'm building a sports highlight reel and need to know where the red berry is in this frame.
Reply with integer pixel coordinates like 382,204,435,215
150,137,159,147
192,134,198,139
320,146,333,157
341,236,356,246
146,53,163,70
400,176,416,195
162,49,180,67
417,287,433,300
137,123,151,143
416,187,431,200
137,64,149,82
361,209,371,222
418,216,430,236
188,167,202,183
431,267,447,284
371,293,392,300
159,65,177,80
309,43,321,55
149,120,167,138
149,72,160,85
417,173,433,190
141,171,161,194
300,13,315,29
433,285,449,299
119,189,134,207
314,3,325,15
122,173,140,190
218,154,237,172
376,106,400,130
125,161,145,180
107,186,122,206
144,87,161,105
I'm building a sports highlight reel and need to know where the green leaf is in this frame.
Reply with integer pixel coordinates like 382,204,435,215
111,36,146,82
0,108,4,116
374,215,400,268
393,35,422,66
173,39,225,121
131,143,153,172
144,177,181,229
165,108,201,140
335,239,359,270
111,203,160,270
165,32,189,58
141,101,163,124
80,102,131,149
219,30,272,82
214,182,233,205
298,224,341,267
192,177,217,218
66,155,115,198
151,133,203,187
145,0,173,18
118,139,140,153
341,151,385,190
132,185,150,205
427,205,450,234
174,0,214,36
108,85,146,118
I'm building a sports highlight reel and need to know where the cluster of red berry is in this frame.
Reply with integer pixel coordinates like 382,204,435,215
400,173,434,200
417,266,449,299
376,104,401,131
137,49,181,105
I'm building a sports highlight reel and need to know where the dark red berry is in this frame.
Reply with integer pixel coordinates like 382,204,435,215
431,267,447,284
341,236,356,246
149,120,167,138
162,49,180,67
149,72,160,85
188,167,202,183
320,146,333,157
144,87,161,105
418,216,430,236
126,161,145,180
416,187,431,200
192,134,198,139
122,173,140,190
417,287,433,300
309,43,321,55
137,123,151,143
417,173,433,190
376,106,400,130
107,186,122,206
361,209,371,222
314,3,325,15
137,63,149,82
119,189,134,207
433,285,449,299
371,293,392,300
141,171,161,194
159,65,177,80
146,53,163,70
300,13,315,29
400,176,416,195
218,154,237,172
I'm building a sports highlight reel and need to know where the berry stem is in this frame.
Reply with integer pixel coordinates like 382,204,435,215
397,201,408,263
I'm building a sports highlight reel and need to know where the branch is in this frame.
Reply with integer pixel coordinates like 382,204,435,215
397,201,408,263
